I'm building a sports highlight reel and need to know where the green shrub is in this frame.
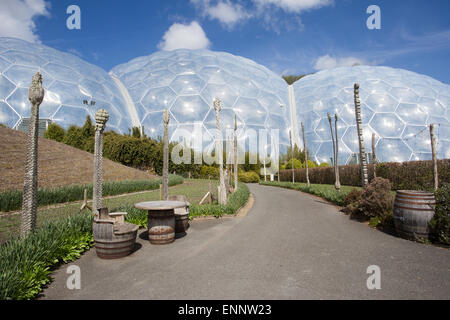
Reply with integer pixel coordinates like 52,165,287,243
62,125,85,150
238,171,260,183
43,123,66,142
0,175,184,212
279,159,450,191
358,177,394,224
429,183,450,245
0,213,94,300
199,166,219,179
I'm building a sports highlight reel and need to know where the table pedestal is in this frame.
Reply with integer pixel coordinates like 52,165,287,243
148,209,175,245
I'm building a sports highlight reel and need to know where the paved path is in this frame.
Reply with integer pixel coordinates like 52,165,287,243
41,184,450,300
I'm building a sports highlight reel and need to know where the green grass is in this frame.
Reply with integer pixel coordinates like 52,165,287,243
0,174,184,213
259,181,361,206
121,181,250,227
0,178,215,242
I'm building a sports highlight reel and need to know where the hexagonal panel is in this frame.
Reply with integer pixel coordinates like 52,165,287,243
365,93,398,112
42,63,82,82
234,97,267,126
396,103,428,125
3,65,53,88
0,75,16,99
142,69,176,88
170,95,210,123
376,138,412,162
169,74,205,95
141,86,177,113
0,101,20,128
370,113,405,138
201,83,238,108
2,50,47,67
389,87,419,103
52,105,91,129
6,87,30,117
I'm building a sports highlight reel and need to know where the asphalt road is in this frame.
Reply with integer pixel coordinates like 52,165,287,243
40,184,450,300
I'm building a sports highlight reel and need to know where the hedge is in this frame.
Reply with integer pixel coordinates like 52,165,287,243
0,175,184,212
279,159,450,191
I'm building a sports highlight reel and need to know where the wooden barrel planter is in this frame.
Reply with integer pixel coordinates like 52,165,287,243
148,210,175,245
93,222,138,259
175,211,189,238
394,190,436,241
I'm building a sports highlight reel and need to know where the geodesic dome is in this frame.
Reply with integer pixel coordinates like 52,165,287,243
292,66,450,164
110,49,291,149
0,37,131,133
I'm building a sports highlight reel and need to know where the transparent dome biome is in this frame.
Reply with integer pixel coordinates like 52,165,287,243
0,37,131,133
292,66,450,164
110,49,291,152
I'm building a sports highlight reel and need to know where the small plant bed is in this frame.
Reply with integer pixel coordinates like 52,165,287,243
122,182,251,227
0,213,94,300
259,181,359,206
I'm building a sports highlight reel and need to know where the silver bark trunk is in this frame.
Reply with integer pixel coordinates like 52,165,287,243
163,110,170,200
372,133,377,178
301,122,310,187
234,115,238,191
429,124,438,191
354,83,369,188
214,98,227,205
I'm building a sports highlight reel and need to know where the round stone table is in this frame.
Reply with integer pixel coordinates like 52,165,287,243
134,201,186,245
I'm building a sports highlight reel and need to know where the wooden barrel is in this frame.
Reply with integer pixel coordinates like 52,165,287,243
394,190,436,241
175,211,189,238
93,223,138,259
148,209,175,244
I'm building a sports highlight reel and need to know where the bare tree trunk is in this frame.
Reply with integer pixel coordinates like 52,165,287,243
290,130,295,183
234,115,238,191
372,133,377,178
301,122,310,187
429,124,438,191
328,113,341,191
163,110,170,200
334,114,341,191
354,83,369,188
92,109,109,216
21,72,44,237
214,98,227,205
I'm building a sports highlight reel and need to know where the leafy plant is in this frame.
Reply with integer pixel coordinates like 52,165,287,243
238,171,260,183
429,183,450,245
43,123,66,142
358,177,395,224
0,212,94,300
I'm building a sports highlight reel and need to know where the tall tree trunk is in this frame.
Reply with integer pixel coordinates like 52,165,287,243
234,114,238,191
334,114,341,191
92,109,109,216
290,130,295,183
372,133,377,178
327,113,340,191
354,83,369,188
163,110,170,200
214,98,227,205
301,122,310,187
429,124,438,191
21,72,44,237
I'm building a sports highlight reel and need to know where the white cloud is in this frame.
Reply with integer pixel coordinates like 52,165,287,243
0,0,50,43
158,21,211,51
313,55,371,70
253,0,333,13
191,0,250,28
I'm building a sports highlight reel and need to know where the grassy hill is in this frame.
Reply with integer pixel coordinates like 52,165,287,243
0,126,157,192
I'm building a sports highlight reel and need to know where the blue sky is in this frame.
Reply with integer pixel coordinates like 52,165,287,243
1,0,449,83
